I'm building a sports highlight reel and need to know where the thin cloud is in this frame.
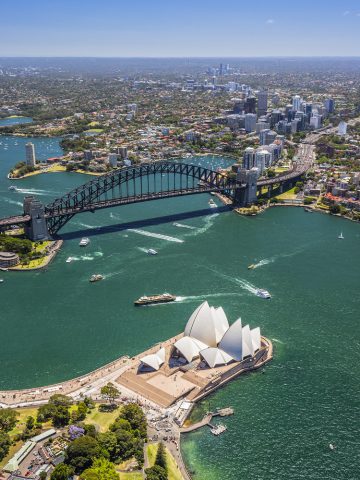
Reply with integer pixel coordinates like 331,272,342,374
343,10,350,16
266,19,274,24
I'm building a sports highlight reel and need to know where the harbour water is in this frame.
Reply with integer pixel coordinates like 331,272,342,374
1,137,359,479
0,116,33,127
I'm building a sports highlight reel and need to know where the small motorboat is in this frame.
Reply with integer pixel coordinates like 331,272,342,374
329,443,336,451
147,249,158,255
338,232,344,239
208,199,217,209
66,257,75,263
90,274,103,283
248,264,256,270
0,279,4,283
79,237,90,247
8,185,17,191
256,289,271,299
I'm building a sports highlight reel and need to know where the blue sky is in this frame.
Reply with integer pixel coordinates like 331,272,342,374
1,0,360,57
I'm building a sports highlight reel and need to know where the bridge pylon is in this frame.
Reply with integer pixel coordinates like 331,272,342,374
235,168,258,206
23,196,51,241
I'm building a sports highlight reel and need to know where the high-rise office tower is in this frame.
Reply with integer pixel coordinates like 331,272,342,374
292,95,302,112
245,113,257,133
25,142,36,167
243,147,256,169
257,91,268,116
324,98,335,114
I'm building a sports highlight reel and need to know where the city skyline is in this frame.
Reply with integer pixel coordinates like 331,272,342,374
1,0,360,57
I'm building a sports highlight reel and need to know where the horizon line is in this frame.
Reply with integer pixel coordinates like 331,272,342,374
1,55,360,59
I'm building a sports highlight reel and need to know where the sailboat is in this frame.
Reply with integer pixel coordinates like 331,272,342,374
338,232,344,239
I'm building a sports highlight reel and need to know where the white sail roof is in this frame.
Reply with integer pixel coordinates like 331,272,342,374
251,327,261,352
242,325,254,358
200,347,233,368
140,347,165,371
185,301,229,347
174,336,208,363
219,318,243,361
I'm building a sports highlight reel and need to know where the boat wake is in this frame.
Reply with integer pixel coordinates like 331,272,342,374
184,213,219,239
3,198,23,207
173,223,197,230
272,338,285,345
136,247,154,254
104,270,123,279
175,292,242,303
70,252,103,261
127,229,184,243
73,222,101,229
15,188,54,196
252,258,275,269
204,266,261,296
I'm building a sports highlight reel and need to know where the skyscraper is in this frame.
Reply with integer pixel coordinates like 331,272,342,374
25,142,36,167
292,95,302,112
257,91,268,116
245,113,257,133
324,98,335,114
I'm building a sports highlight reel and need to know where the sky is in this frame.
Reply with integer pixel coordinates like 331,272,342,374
1,0,360,57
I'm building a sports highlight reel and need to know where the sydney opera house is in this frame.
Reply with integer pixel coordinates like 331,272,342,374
116,302,272,410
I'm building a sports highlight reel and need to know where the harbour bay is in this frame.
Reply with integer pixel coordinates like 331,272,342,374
0,136,359,479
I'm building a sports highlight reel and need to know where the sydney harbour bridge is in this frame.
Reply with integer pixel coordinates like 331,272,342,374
0,159,307,240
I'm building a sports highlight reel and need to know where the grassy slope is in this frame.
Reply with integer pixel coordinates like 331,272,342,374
147,443,183,480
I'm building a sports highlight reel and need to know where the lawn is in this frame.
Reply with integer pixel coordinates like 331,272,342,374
146,443,183,480
275,186,297,200
119,473,143,480
84,404,121,432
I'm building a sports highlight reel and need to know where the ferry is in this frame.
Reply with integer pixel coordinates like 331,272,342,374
208,199,217,209
147,249,158,255
90,274,103,283
338,232,344,240
256,289,271,299
79,237,90,247
66,257,76,263
8,185,17,191
134,293,176,306
248,264,256,270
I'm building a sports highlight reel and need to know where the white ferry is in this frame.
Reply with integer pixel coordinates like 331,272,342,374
79,237,90,247
256,289,271,299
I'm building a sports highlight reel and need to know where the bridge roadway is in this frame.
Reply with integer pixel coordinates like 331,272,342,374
44,186,228,218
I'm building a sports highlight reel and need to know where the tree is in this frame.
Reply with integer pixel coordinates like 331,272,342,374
50,463,74,480
80,457,118,480
26,416,35,430
0,432,11,462
330,204,341,214
76,402,88,421
0,408,18,432
100,383,120,405
37,403,56,423
118,403,147,439
155,443,167,471
145,465,168,480
52,405,70,428
98,432,118,461
49,394,72,407
65,435,106,474
39,472,47,480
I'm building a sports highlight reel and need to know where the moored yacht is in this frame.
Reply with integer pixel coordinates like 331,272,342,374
256,289,271,299
79,237,90,247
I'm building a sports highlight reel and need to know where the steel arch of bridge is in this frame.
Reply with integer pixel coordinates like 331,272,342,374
45,161,236,234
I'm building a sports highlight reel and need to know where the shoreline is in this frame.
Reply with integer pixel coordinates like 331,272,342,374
8,239,63,271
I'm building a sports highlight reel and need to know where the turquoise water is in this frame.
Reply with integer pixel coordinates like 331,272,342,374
0,117,33,127
0,137,359,479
